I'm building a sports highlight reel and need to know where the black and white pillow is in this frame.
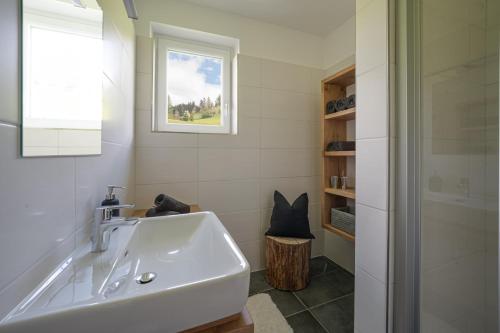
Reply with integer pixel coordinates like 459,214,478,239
265,191,315,239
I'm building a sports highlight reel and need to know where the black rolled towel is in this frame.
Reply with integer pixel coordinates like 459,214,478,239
346,94,356,109
145,208,181,217
154,194,190,214
335,98,347,112
326,100,336,114
326,141,356,151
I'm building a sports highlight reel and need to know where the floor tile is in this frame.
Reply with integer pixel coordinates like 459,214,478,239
249,270,272,295
309,256,339,277
294,269,354,307
286,311,327,333
264,289,305,317
311,294,354,333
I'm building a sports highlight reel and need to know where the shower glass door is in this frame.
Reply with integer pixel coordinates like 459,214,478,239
419,0,499,331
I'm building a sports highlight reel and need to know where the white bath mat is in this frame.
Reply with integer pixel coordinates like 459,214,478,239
246,293,293,333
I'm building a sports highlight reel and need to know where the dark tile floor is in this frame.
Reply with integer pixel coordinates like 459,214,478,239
249,256,354,333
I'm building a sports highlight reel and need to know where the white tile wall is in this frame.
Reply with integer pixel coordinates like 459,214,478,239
355,0,391,331
134,45,324,271
0,0,135,319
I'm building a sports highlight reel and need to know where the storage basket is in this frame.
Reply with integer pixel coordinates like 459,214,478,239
331,206,355,235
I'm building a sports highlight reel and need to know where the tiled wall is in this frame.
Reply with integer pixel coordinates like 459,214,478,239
134,36,324,270
0,0,135,319
354,0,392,332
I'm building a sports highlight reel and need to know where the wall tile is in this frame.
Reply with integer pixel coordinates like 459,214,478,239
135,109,198,148
261,149,319,178
261,59,311,94
238,85,262,118
136,147,197,184
239,240,264,271
355,268,387,333
238,55,262,87
261,118,319,149
0,125,76,291
198,179,260,214
218,210,261,243
136,35,153,74
198,148,260,181
0,1,19,125
356,204,388,283
198,116,260,148
260,176,320,209
356,138,388,210
261,89,317,121
356,64,388,139
356,0,388,75
135,72,153,111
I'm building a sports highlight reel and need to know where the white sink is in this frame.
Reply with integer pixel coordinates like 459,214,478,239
0,212,250,333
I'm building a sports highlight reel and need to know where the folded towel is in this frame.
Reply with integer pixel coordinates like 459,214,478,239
154,194,190,214
326,100,336,114
346,94,355,109
145,208,180,217
335,98,347,112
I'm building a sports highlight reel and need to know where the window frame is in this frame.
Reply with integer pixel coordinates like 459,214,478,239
155,36,232,134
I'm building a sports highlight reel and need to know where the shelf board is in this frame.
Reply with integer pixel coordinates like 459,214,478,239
324,187,356,199
322,223,355,242
322,64,356,86
324,107,356,121
324,150,355,157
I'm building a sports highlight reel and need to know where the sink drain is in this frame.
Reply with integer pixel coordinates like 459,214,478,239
135,272,157,284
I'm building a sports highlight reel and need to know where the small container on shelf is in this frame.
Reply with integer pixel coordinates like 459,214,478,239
331,206,355,235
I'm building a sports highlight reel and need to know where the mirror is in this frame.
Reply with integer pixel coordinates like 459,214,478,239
22,0,103,157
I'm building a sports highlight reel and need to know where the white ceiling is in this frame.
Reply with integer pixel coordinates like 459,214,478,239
183,0,355,37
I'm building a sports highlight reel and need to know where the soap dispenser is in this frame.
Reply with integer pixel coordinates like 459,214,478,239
102,185,125,217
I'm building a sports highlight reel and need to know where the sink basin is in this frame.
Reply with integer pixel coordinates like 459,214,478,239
0,212,250,333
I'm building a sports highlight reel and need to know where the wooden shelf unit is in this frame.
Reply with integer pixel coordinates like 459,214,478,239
324,187,356,199
320,64,356,242
324,151,355,157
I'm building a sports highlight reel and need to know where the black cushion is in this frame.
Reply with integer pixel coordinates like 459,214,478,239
265,191,315,239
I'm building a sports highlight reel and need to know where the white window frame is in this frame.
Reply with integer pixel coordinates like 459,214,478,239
155,36,232,134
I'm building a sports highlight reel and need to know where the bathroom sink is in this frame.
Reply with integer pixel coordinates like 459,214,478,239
0,212,250,333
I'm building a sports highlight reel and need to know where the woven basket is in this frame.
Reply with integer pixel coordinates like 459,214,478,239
331,207,355,235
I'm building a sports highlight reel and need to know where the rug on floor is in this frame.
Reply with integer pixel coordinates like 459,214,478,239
246,293,293,333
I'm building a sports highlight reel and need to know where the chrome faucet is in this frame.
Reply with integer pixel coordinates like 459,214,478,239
91,204,139,252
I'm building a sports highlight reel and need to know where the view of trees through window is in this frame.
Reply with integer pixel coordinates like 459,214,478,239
166,50,223,126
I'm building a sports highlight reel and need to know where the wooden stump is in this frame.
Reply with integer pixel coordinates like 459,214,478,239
265,236,311,291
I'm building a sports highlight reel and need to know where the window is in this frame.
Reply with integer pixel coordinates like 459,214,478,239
155,36,232,134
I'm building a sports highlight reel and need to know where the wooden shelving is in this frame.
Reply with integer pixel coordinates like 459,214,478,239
323,224,355,242
324,187,356,199
320,64,356,241
324,107,356,121
324,151,355,157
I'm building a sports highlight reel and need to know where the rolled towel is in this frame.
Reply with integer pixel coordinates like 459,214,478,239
346,94,356,109
154,194,190,214
326,141,356,151
326,100,336,114
145,208,180,217
335,98,347,112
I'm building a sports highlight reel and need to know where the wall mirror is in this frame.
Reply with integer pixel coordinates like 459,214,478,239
22,0,103,157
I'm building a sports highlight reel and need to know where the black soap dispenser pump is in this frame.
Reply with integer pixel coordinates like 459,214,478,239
102,185,125,217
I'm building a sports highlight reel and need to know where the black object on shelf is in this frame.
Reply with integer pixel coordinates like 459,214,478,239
154,194,190,213
326,141,355,151
335,98,347,112
346,94,355,109
326,100,336,114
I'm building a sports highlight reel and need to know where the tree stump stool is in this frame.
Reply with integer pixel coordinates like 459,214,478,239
265,236,311,291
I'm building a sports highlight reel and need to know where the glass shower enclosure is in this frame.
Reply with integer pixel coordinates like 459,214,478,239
395,0,500,331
